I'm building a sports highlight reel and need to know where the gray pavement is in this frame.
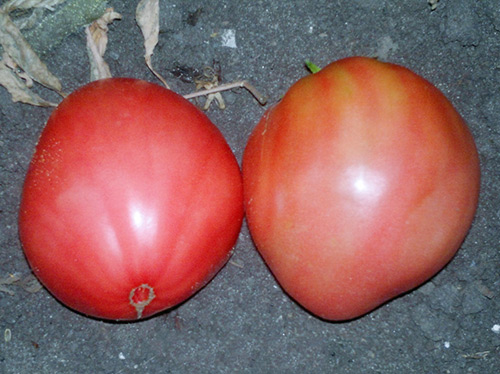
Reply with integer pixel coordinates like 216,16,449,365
1,1,499,373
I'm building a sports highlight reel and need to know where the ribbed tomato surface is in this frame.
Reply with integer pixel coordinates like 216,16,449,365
243,57,480,320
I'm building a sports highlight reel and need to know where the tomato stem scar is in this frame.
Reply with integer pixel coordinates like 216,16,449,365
129,284,155,319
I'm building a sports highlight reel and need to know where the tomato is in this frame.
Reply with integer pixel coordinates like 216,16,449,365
242,57,480,321
19,78,244,320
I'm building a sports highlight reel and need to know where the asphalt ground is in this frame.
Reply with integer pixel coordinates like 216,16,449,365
1,1,499,373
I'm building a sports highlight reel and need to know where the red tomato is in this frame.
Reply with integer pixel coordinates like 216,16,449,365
242,57,480,321
19,78,243,320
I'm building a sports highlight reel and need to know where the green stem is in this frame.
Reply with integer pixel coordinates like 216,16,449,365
305,60,321,74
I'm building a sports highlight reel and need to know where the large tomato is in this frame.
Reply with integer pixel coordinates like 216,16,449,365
242,57,480,321
19,78,243,320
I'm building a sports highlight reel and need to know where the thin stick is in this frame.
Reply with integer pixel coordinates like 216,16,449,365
183,80,267,105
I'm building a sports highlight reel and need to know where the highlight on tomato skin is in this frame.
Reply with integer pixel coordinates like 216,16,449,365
18,77,244,321
242,56,480,321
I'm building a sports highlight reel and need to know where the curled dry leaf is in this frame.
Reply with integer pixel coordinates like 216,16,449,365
136,0,169,88
86,8,122,81
0,9,62,93
4,53,34,87
195,74,225,110
189,65,225,110
0,59,57,106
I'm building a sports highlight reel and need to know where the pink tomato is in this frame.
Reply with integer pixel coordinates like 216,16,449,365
243,57,480,320
19,78,244,320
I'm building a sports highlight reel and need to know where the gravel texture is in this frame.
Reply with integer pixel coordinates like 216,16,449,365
1,1,499,373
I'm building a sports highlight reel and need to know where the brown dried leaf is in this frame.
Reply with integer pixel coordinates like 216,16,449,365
0,9,62,93
3,52,33,86
136,0,169,88
193,66,225,110
0,60,57,106
85,8,121,81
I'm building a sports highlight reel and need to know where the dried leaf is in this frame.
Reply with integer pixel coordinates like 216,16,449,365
136,0,169,88
0,285,15,295
2,0,67,13
476,281,495,299
0,272,21,285
19,274,43,293
3,52,33,86
202,91,225,110
0,272,44,295
0,60,57,106
193,66,225,110
0,273,21,295
85,8,121,81
0,10,62,93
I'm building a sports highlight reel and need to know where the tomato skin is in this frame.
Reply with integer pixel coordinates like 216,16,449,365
19,78,244,320
242,57,480,321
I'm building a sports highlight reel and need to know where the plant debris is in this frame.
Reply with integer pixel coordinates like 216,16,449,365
170,64,201,84
461,351,490,360
194,64,226,110
136,0,168,88
0,0,109,106
19,273,43,293
85,7,121,81
0,55,57,106
0,272,21,295
428,0,439,11
184,78,268,109
0,0,267,111
12,0,108,58
0,272,43,295
171,61,267,109
2,0,66,13
0,6,63,98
